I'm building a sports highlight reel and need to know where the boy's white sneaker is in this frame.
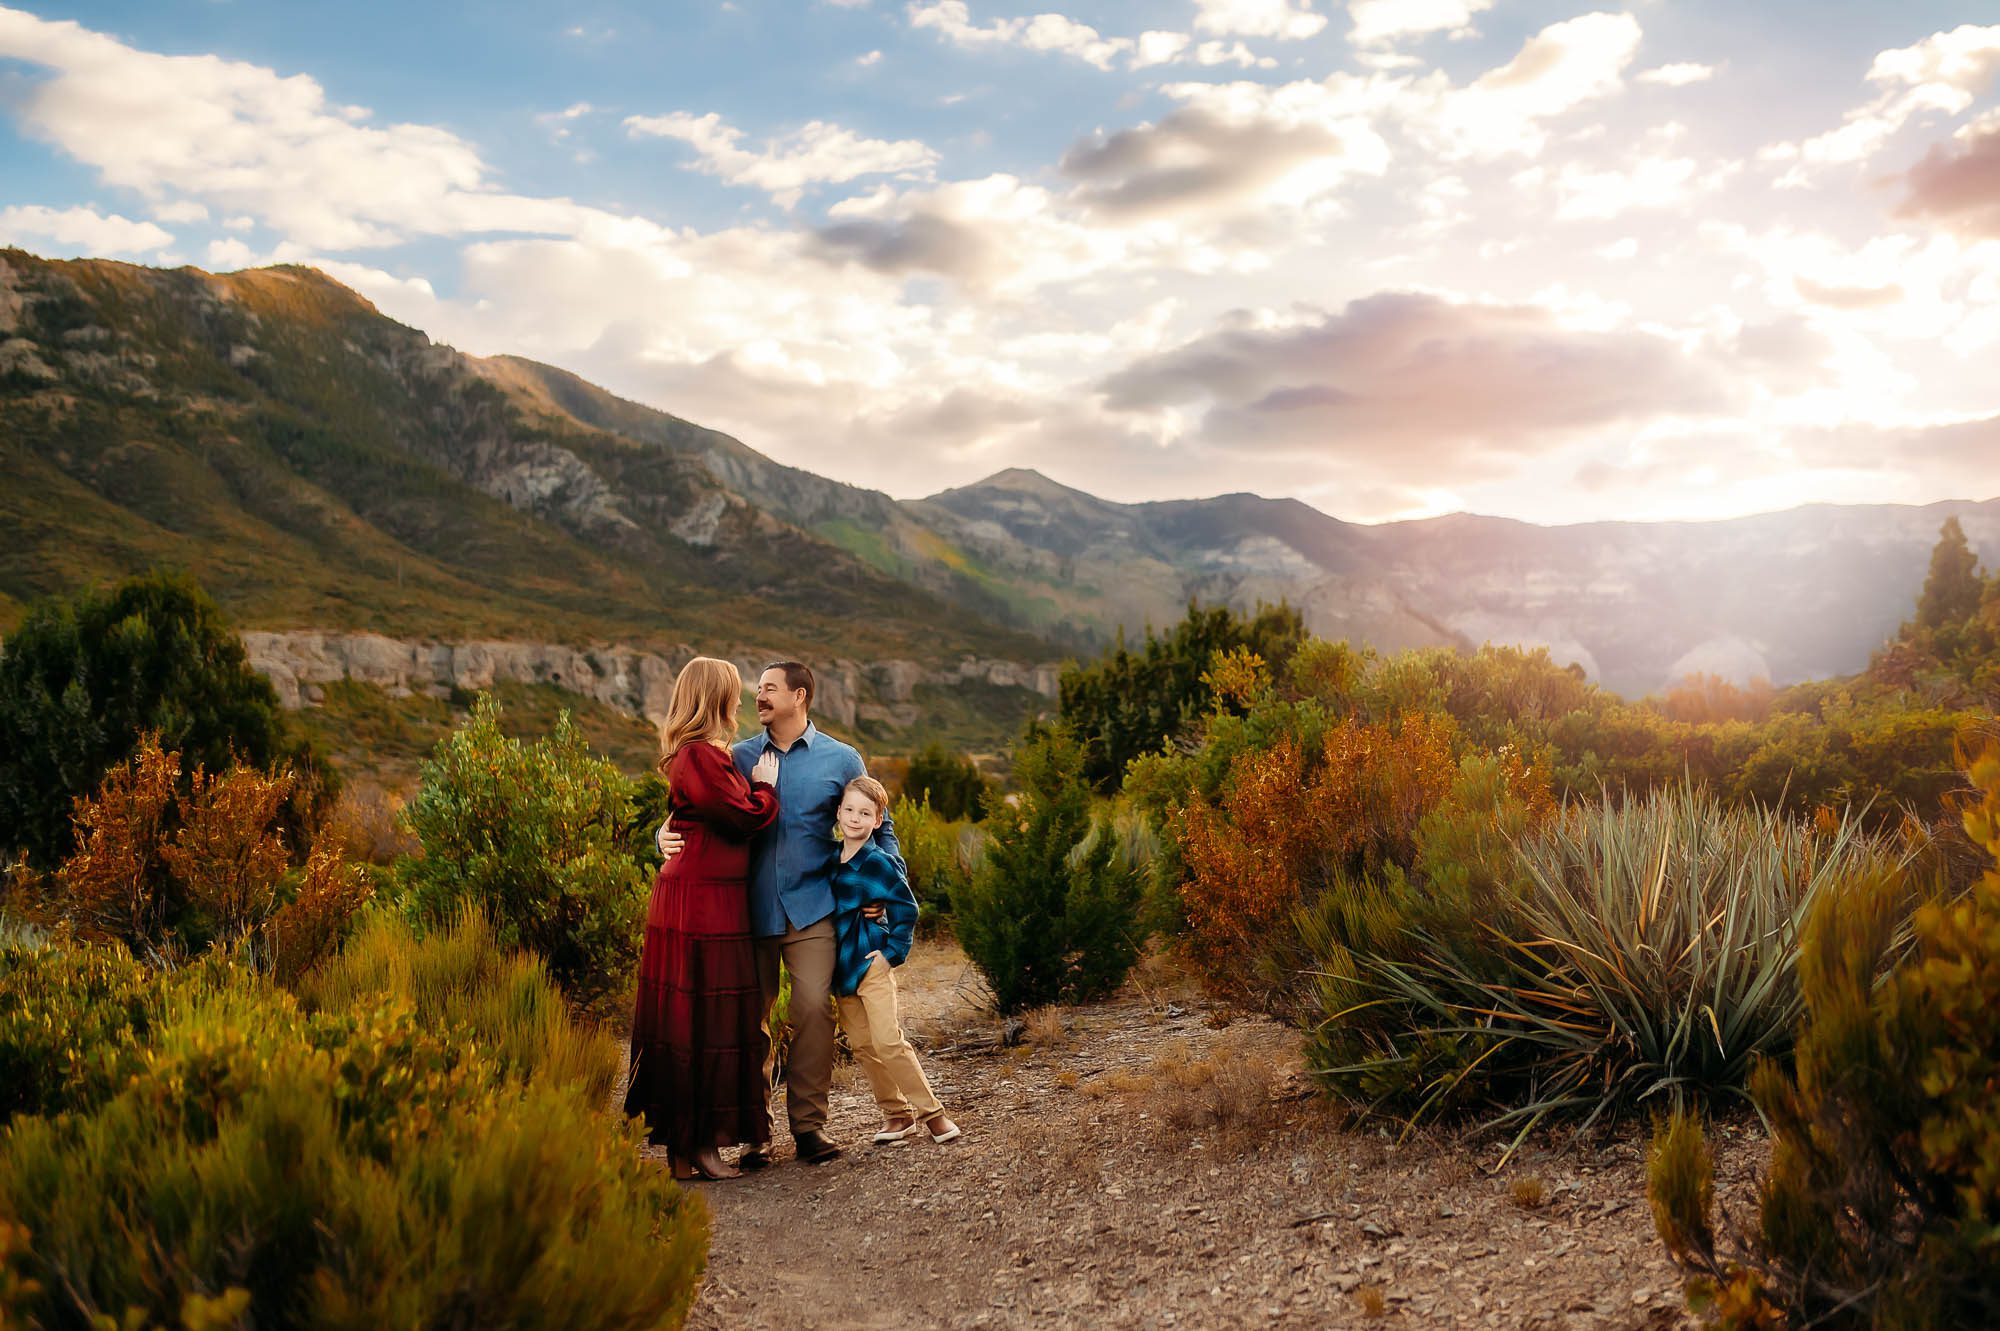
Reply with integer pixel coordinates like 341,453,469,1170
872,1120,925,1145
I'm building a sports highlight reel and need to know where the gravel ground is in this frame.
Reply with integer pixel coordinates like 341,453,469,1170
653,941,1766,1331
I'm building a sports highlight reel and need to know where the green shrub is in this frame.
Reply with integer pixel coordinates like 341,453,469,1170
0,961,704,1331
398,696,644,1012
901,744,990,822
1308,783,1893,1149
0,940,162,1124
296,905,621,1103
892,793,973,926
1649,748,2000,1329
956,725,1142,1012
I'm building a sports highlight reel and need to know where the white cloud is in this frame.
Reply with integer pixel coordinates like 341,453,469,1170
535,101,595,141
1425,12,1644,159
205,236,256,269
1132,30,1190,69
625,110,936,208
906,2,1297,71
1096,290,1734,468
856,48,884,66
1066,75,1392,223
908,2,1135,71
0,6,605,250
1191,40,1275,69
1635,62,1714,87
1347,0,1489,48
150,198,209,224
1704,219,2000,357
0,203,172,256
813,172,1148,291
1550,154,1725,221
1193,0,1327,42
1413,173,1469,232
1773,24,2000,177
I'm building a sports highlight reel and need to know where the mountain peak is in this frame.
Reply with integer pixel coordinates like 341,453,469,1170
968,467,1067,495
935,467,1104,505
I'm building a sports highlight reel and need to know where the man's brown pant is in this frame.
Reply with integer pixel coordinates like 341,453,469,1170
755,916,836,1136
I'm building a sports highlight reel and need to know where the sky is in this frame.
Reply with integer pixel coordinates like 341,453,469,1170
1,1,1998,525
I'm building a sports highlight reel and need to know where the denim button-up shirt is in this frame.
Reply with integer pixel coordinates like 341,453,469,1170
733,722,901,938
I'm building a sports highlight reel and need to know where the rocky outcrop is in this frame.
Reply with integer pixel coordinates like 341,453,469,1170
240,631,1060,732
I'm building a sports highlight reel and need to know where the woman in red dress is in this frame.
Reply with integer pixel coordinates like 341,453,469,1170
625,656,780,1180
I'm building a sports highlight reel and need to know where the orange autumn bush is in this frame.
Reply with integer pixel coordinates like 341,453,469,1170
160,762,295,941
31,735,368,977
1178,714,1458,994
264,843,374,988
48,738,180,949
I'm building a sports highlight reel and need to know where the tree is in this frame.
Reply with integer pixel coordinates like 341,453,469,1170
0,570,312,867
1915,516,1983,632
901,743,989,822
955,725,1141,1012
1059,601,1307,791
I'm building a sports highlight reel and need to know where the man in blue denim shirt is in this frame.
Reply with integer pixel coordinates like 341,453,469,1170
659,660,899,1166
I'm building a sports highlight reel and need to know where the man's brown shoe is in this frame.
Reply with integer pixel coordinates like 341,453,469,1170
793,1129,844,1164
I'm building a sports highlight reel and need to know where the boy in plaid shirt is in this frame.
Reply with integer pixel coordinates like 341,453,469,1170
831,776,961,1145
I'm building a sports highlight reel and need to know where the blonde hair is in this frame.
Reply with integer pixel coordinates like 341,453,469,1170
657,657,743,774
842,775,889,814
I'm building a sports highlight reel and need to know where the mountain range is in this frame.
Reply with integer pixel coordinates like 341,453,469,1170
2,247,1994,717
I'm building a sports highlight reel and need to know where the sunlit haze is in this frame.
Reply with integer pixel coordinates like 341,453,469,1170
3,1,1997,524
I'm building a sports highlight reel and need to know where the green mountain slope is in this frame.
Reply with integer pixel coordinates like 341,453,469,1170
0,250,1043,670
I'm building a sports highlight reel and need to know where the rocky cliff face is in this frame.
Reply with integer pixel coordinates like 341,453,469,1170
241,631,1060,732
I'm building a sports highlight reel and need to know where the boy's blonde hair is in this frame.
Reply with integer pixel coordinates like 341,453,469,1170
843,775,889,814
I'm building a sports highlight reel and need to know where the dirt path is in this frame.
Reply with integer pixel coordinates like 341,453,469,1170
661,941,1765,1331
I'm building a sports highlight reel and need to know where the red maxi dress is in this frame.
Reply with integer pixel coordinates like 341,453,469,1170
625,741,779,1157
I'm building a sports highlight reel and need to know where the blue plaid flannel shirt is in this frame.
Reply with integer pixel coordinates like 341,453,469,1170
829,837,918,997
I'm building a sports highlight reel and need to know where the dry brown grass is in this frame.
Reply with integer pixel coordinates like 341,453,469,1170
1509,1175,1548,1209
1157,1052,1280,1145
1355,1284,1387,1317
1123,943,1208,1015
323,782,417,865
1079,1038,1283,1151
1081,1066,1156,1100
1022,1005,1073,1048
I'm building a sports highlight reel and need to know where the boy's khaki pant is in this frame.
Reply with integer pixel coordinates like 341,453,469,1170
836,954,943,1121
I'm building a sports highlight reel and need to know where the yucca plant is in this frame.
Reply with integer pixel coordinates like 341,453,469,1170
1309,782,1900,1154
